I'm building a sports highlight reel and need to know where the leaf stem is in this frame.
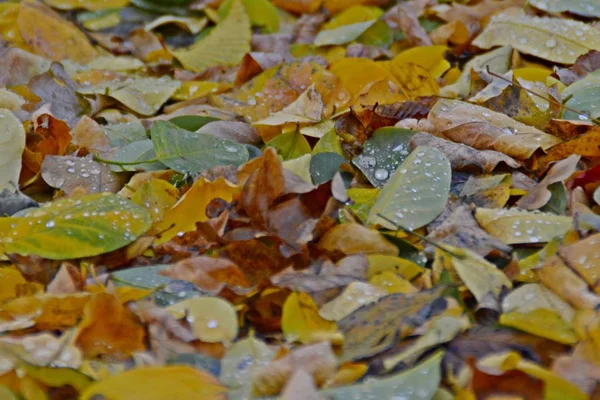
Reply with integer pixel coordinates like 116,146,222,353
376,213,465,259
93,154,160,166
485,68,600,126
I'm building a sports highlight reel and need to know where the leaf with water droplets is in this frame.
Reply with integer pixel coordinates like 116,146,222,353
151,121,249,174
0,193,152,259
367,146,451,230
475,208,572,245
220,336,275,396
473,14,600,64
310,152,345,185
168,297,239,343
529,0,600,18
266,130,312,161
108,140,166,172
353,127,416,187
562,71,600,121
41,155,126,194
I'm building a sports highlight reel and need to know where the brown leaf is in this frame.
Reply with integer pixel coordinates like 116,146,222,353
345,44,391,60
46,263,83,295
517,155,580,210
253,341,338,396
536,128,600,172
71,116,111,155
384,0,432,46
409,132,521,173
267,197,319,254
0,45,50,87
235,52,286,86
75,293,146,359
280,369,326,400
197,121,260,145
251,33,292,54
426,206,511,256
239,147,285,225
29,63,85,129
41,155,126,195
159,256,254,295
292,13,326,44
556,50,600,85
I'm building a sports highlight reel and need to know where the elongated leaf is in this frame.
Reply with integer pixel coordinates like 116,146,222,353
171,0,251,73
475,208,572,245
151,121,249,173
0,193,152,259
109,140,165,172
529,0,600,17
562,71,600,121
0,109,25,191
353,127,416,187
367,146,451,230
473,14,600,64
315,20,376,46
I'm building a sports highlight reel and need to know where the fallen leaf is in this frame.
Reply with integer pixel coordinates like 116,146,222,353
473,14,600,64
319,282,386,321
168,297,239,343
319,223,399,256
367,146,451,230
80,366,227,400
0,109,25,192
282,292,342,344
172,0,251,73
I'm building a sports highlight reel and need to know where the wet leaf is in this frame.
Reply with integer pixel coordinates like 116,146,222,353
172,0,251,73
168,297,239,343
319,282,386,321
220,336,275,395
152,121,249,174
309,152,345,185
41,155,126,194
319,223,399,256
267,130,312,161
475,208,572,245
0,193,152,259
528,0,600,18
473,14,600,64
367,146,451,230
352,127,416,187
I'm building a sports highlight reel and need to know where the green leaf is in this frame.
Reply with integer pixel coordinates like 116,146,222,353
266,130,311,161
312,126,343,155
357,20,393,47
109,140,165,172
347,188,380,223
302,119,336,139
130,0,192,15
168,115,219,132
323,351,443,399
529,0,600,17
171,0,251,73
151,121,249,173
562,70,600,121
310,152,345,185
367,146,451,230
220,337,274,395
78,77,181,116
353,127,416,187
473,14,600,64
220,0,279,33
315,20,377,46
103,119,147,147
540,182,568,215
0,109,25,191
0,193,152,259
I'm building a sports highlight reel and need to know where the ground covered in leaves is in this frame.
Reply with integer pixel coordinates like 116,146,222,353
1,0,600,398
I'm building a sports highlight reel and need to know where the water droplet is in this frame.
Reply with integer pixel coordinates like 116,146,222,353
358,156,376,168
224,145,238,153
374,168,389,181
207,320,218,328
66,167,76,173
545,38,557,48
45,220,55,228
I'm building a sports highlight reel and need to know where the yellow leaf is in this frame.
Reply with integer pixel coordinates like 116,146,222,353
435,246,512,302
330,58,396,103
366,255,424,280
325,362,368,387
477,352,587,400
0,267,26,302
282,292,342,344
473,14,600,64
382,62,439,99
513,67,552,82
145,15,207,34
172,81,232,101
475,208,572,245
558,233,600,293
319,282,386,321
272,0,322,14
282,154,312,183
500,309,578,344
319,223,399,256
388,46,451,78
167,297,238,343
369,271,418,294
324,0,380,13
80,366,227,400
153,177,239,245
171,0,251,73
43,0,129,11
0,4,31,52
17,1,97,63
131,178,180,227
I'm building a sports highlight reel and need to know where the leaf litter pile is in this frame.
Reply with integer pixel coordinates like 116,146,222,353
3,0,600,398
